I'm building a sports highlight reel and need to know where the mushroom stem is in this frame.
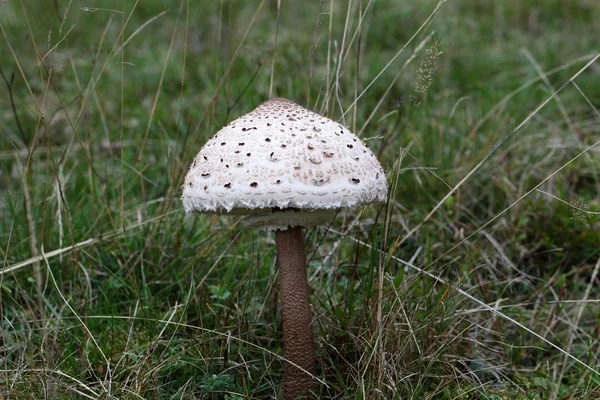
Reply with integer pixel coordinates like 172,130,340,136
275,226,317,398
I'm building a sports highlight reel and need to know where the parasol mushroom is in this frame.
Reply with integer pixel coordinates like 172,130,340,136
182,98,388,398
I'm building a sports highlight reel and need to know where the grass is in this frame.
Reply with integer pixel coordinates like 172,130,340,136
0,0,599,398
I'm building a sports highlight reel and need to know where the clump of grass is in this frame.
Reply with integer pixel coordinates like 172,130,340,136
570,197,599,226
414,37,443,94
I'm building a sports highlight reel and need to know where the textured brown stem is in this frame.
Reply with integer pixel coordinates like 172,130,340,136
275,227,317,398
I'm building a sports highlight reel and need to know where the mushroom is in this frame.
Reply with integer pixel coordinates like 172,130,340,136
182,98,388,398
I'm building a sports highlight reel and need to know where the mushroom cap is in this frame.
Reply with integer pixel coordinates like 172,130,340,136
182,98,388,230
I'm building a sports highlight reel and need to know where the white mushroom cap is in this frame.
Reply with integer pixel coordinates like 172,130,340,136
182,98,388,230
